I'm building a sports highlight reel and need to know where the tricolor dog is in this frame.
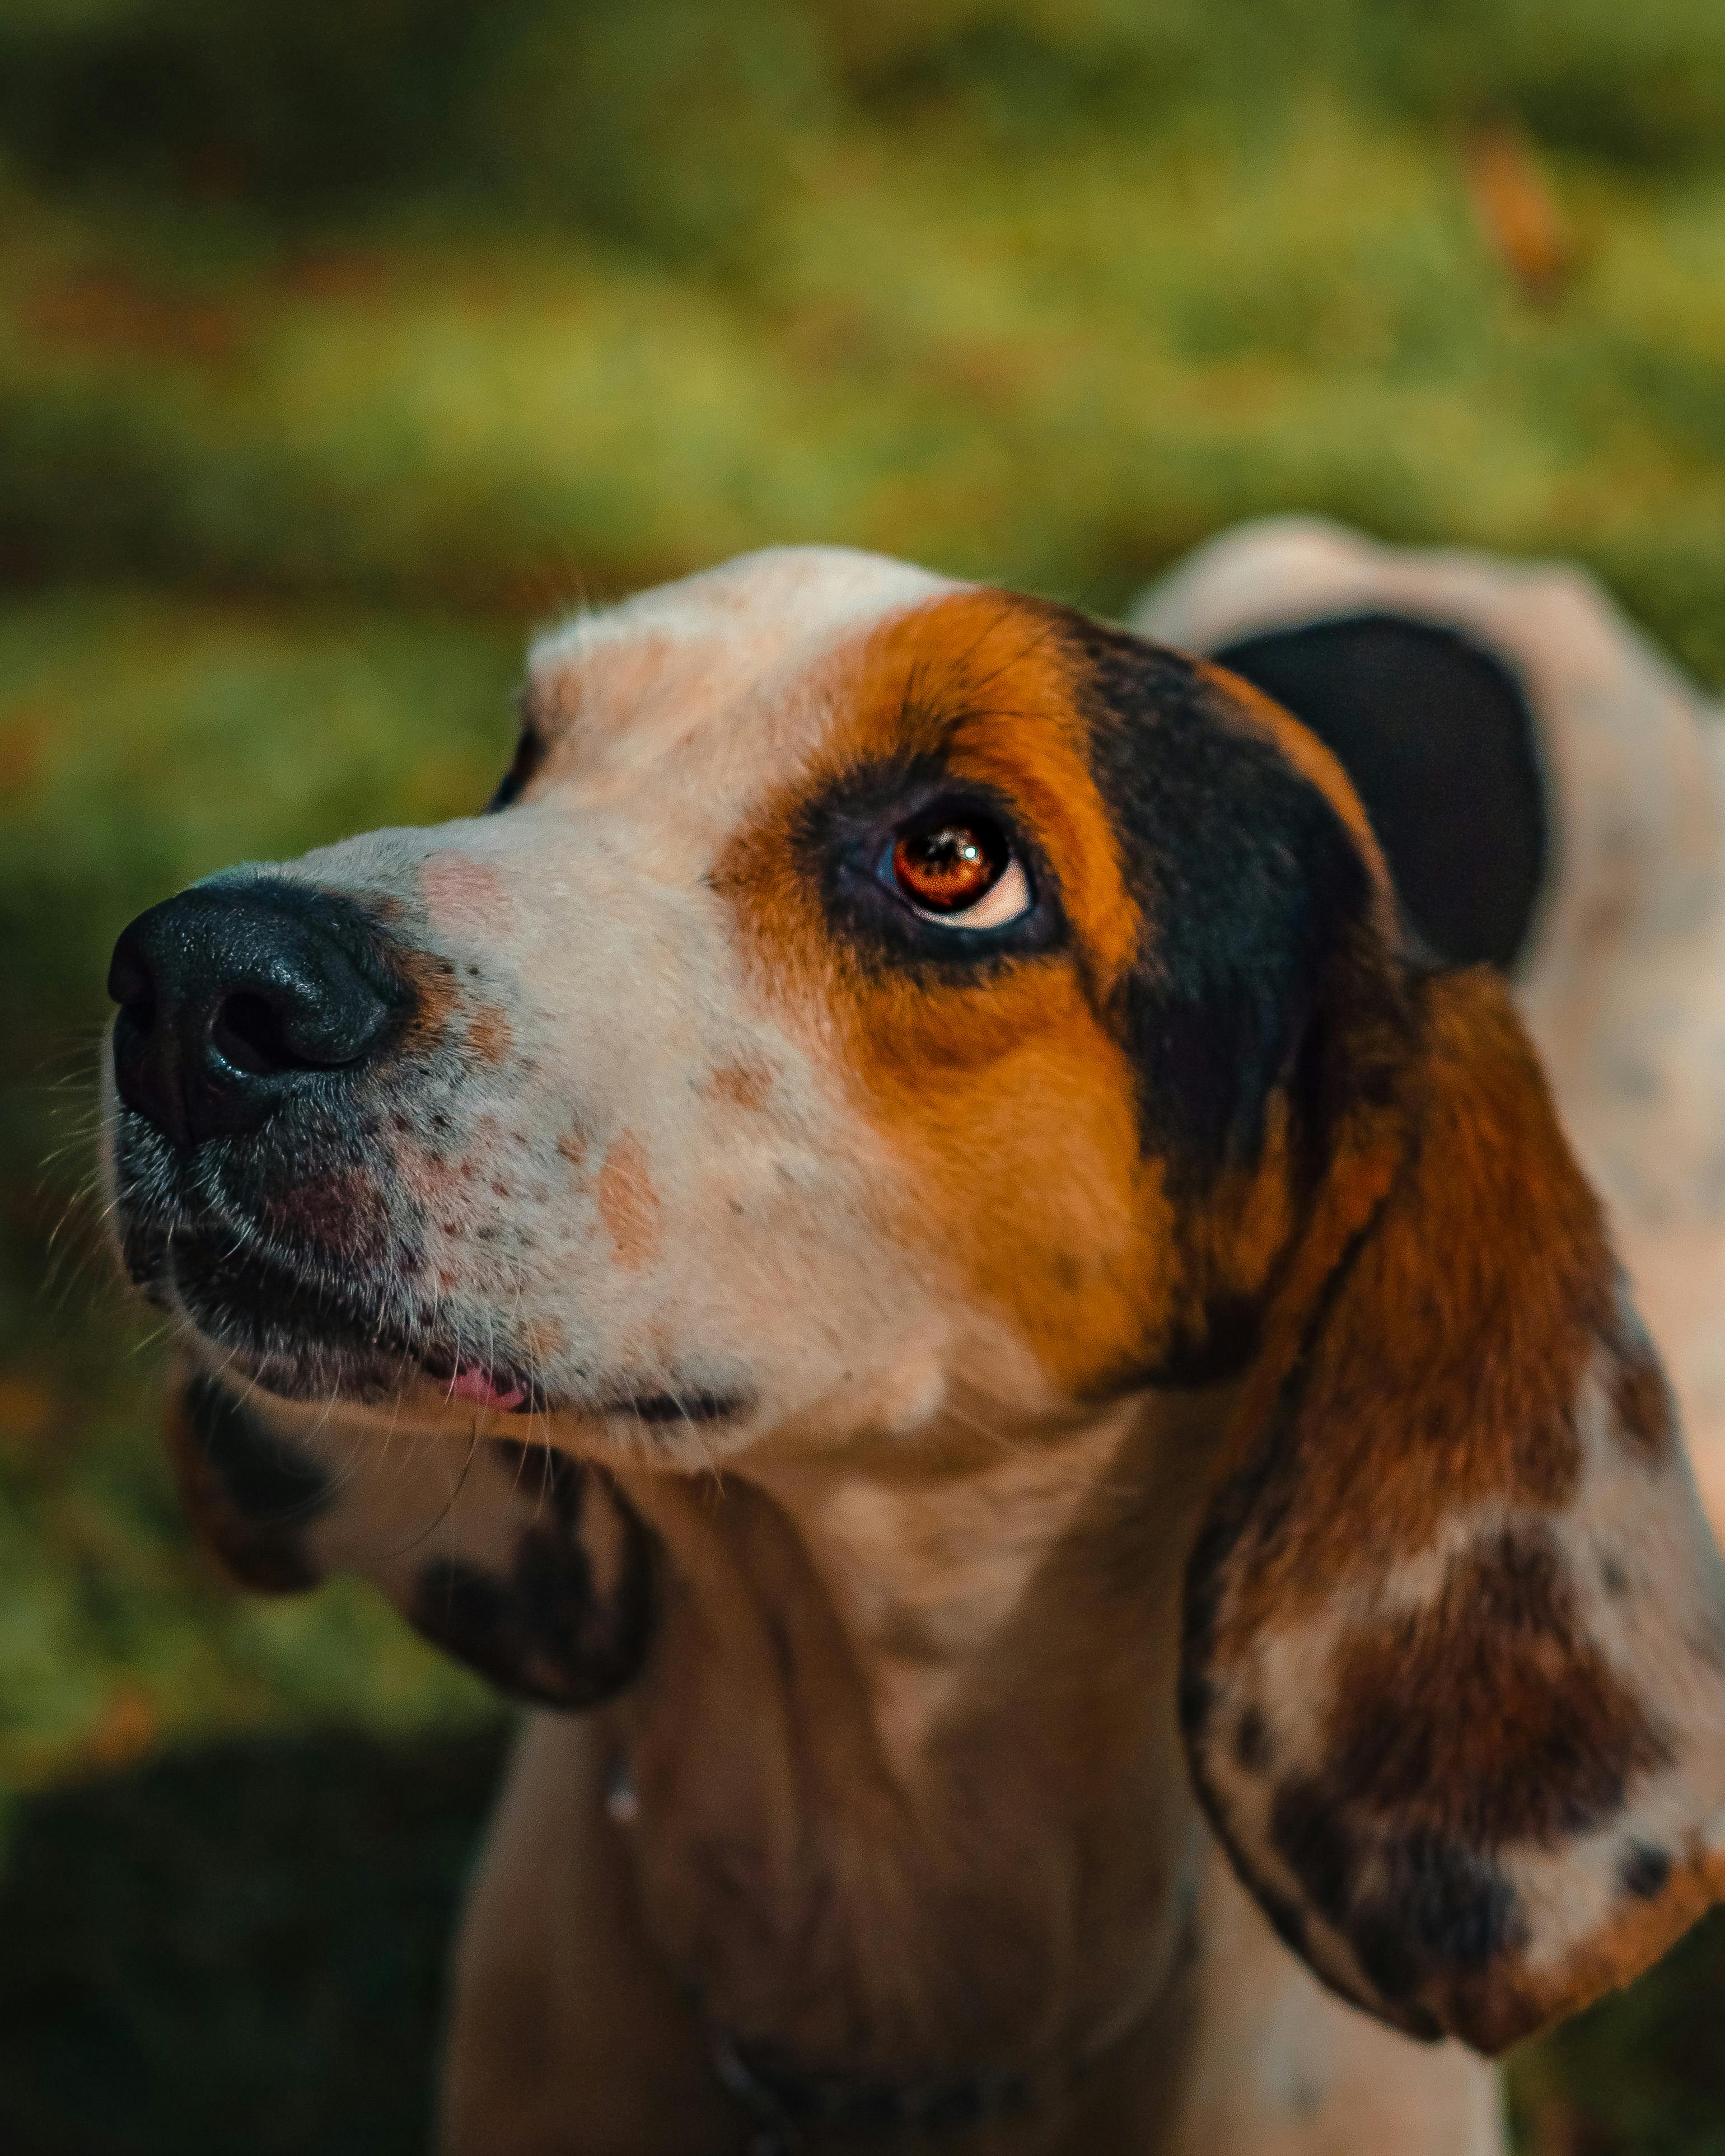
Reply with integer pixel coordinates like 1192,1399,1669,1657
102,542,1725,2154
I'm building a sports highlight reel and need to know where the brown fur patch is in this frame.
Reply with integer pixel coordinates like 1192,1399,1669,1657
1324,1527,1666,1845
598,1134,663,1270
1205,970,1601,1658
467,1003,513,1065
705,1059,774,1112
1181,958,1714,2052
1611,1323,1675,1463
391,940,460,1055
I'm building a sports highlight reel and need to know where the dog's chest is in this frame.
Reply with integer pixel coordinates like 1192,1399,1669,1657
604,1440,1195,2081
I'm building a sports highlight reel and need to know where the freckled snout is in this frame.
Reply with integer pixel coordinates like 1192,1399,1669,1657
107,880,408,1150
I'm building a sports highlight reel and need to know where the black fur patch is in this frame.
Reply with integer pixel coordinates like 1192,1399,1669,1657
1063,612,1378,1190
179,1368,330,1592
1620,1842,1672,1901
184,1368,333,1525
1212,613,1547,973
1269,1776,1523,2014
1233,1704,1273,1776
410,1448,656,1711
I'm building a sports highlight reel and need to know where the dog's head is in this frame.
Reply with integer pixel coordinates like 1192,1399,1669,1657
103,545,1725,2052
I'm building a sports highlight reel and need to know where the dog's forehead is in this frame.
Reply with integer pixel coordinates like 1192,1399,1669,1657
523,546,964,803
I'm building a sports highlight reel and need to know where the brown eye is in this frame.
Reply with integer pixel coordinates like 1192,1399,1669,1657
892,822,1002,911
887,817,1031,929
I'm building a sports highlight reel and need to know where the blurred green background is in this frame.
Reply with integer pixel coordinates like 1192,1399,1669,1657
3,1,1724,2147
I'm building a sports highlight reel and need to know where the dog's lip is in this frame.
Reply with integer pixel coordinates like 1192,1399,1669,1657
144,1222,547,1415
123,1204,750,1428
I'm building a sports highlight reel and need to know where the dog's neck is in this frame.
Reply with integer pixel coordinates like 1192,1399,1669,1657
604,1383,1231,2142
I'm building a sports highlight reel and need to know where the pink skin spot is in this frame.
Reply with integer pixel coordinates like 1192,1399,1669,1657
421,854,512,934
597,1133,662,1270
260,1170,389,1261
396,1145,468,1206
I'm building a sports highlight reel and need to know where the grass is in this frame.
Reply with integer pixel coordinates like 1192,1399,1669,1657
3,3,1725,2146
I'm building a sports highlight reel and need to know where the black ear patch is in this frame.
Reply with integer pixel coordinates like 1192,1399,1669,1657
1212,613,1548,972
410,1441,656,1711
172,1368,333,1593
1063,611,1377,1190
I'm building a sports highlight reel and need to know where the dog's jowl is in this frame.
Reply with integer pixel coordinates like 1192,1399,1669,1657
105,542,1725,2156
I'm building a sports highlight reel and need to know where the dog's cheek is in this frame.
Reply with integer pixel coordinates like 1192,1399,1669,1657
834,965,1178,1399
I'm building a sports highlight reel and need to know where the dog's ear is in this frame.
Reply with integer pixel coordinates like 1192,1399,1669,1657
1181,964,1725,2054
161,1357,657,1710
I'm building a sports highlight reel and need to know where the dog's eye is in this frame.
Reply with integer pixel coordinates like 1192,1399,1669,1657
487,727,545,813
885,816,1030,929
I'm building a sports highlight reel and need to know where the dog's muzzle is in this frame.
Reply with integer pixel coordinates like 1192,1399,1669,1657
107,877,408,1151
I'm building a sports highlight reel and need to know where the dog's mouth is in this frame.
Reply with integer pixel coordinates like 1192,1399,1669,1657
162,1223,546,1413
109,1108,754,1433
120,1192,748,1433
158,1230,746,1427
106,1092,544,1413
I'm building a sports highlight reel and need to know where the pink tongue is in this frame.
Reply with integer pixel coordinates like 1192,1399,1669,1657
447,1365,526,1411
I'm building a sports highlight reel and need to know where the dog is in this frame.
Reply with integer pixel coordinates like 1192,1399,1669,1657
102,542,1725,2155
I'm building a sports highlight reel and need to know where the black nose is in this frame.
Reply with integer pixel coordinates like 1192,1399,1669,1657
108,880,407,1149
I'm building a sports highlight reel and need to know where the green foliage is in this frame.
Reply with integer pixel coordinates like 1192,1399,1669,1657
0,596,513,1789
0,0,488,205
0,1729,508,2154
1507,1910,1725,2153
6,0,1725,237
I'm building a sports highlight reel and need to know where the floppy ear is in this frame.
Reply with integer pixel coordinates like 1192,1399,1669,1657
1181,965,1725,2052
162,1356,657,1710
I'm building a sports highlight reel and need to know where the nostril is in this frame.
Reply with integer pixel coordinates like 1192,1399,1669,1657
209,989,308,1077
